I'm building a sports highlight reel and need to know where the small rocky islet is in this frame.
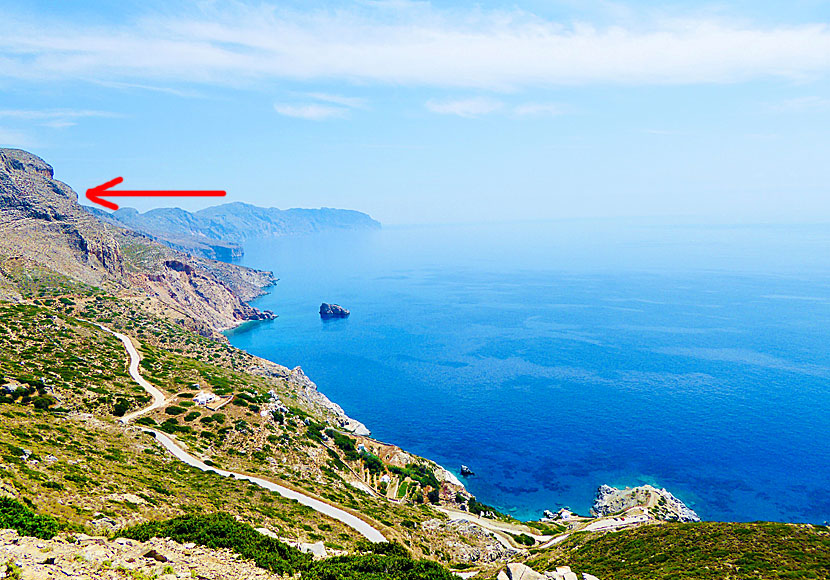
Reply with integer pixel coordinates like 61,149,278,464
319,302,350,319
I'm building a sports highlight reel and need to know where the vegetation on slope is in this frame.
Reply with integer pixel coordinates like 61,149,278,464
0,269,483,564
528,522,830,579
0,497,59,540
120,512,312,575
121,512,454,580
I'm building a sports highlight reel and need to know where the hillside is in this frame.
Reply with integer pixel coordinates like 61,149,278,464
2,149,828,580
88,202,381,260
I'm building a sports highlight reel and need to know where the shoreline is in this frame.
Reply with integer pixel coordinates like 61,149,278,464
221,249,709,527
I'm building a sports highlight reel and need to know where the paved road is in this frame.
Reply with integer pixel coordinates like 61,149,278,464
436,507,552,550
100,324,387,543
97,326,167,423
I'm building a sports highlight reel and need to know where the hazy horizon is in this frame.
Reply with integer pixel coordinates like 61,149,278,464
1,0,828,225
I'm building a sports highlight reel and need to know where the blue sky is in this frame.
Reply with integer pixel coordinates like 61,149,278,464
0,0,828,225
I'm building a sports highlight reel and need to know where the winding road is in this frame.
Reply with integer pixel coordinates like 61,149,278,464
99,325,387,543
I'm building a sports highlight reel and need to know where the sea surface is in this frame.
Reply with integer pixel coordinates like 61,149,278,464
227,220,830,524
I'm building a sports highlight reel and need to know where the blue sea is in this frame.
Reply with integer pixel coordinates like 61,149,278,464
227,220,830,524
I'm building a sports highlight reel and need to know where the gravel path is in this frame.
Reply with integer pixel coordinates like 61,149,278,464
100,324,387,543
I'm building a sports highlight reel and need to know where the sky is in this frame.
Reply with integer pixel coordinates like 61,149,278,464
0,0,828,225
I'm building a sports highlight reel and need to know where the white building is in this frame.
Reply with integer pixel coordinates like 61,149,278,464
193,391,217,406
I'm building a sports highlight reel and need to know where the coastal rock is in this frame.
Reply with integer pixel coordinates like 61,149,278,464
500,562,545,580
591,484,700,522
281,365,371,436
461,465,474,477
320,303,350,318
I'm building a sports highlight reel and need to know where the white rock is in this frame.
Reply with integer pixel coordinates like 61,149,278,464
505,563,545,580
299,541,327,558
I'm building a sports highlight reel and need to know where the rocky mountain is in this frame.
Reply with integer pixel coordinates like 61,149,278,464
0,148,275,334
87,201,380,260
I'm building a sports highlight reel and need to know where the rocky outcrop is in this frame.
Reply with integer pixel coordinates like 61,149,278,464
498,562,545,580
0,148,124,285
248,359,371,437
320,303,350,318
591,484,700,522
0,148,276,333
497,563,598,580
0,529,286,580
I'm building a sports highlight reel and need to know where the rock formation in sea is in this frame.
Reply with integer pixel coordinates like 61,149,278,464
320,303,350,318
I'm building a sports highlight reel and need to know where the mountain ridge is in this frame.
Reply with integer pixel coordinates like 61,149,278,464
87,200,381,261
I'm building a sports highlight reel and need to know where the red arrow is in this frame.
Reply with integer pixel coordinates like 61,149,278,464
85,177,226,211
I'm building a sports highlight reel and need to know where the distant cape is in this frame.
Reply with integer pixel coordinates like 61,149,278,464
87,202,381,261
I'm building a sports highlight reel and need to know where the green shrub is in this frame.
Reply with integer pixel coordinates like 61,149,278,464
325,429,360,460
389,464,439,491
304,553,454,580
112,398,130,417
362,453,386,475
0,497,59,539
510,533,535,546
164,405,185,415
119,513,310,575
31,396,55,410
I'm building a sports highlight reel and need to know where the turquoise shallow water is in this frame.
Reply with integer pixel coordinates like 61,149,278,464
227,221,830,523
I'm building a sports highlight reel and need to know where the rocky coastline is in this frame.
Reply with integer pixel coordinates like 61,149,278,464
591,484,700,522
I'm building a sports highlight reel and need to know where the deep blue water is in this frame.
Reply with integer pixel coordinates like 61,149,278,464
227,221,830,524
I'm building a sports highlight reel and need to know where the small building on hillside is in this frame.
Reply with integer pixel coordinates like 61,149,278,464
193,391,217,406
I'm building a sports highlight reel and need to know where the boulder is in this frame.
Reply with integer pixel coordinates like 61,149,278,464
320,303,350,318
503,562,545,580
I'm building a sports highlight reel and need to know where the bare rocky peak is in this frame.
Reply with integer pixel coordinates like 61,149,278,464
0,148,124,283
1,148,55,179
0,148,275,333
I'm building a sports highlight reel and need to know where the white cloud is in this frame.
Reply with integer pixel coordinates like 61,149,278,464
0,109,121,128
0,109,119,120
771,96,830,112
426,97,503,117
273,103,348,120
274,92,366,120
1,5,829,89
305,93,368,109
91,79,204,98
513,103,565,117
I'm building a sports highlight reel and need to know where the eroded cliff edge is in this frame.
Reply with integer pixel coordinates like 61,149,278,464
0,148,275,335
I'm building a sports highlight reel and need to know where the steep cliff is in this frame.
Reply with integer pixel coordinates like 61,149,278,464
0,149,123,285
0,148,275,333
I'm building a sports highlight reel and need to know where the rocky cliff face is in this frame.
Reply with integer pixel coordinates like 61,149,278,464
0,148,275,333
0,149,124,285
